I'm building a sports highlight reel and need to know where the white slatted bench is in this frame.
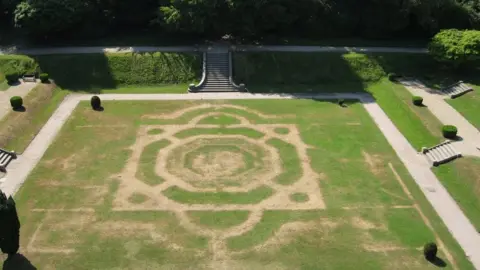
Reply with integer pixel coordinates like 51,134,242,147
0,149,17,172
22,74,36,83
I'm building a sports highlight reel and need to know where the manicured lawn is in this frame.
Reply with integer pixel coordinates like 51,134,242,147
366,79,443,150
434,158,480,231
367,80,480,235
447,86,480,130
12,99,473,269
0,84,69,153
99,84,190,94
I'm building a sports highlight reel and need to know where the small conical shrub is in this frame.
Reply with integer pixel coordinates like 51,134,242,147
424,242,438,261
91,95,101,110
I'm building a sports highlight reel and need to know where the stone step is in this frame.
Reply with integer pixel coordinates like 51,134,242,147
422,141,462,167
189,50,245,93
441,82,474,98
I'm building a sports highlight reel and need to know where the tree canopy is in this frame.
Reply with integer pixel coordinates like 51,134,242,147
1,0,480,41
428,29,480,67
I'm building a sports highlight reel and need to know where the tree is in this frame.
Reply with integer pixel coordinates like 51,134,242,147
0,190,21,257
428,28,480,67
14,0,89,37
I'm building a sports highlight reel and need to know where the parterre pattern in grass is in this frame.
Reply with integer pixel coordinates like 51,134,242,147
114,104,324,212
110,104,324,263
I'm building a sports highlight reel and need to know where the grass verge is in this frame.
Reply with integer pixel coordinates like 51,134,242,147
0,84,68,153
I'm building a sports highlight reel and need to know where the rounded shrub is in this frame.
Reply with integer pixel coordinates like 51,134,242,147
412,96,424,106
90,95,101,110
423,242,438,261
9,96,23,109
442,125,458,139
388,72,399,82
39,73,49,83
5,72,19,84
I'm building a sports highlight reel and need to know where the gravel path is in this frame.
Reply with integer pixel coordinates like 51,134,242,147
0,92,478,268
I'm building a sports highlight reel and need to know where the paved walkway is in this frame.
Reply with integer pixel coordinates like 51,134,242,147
400,79,480,158
0,45,427,55
0,81,38,121
0,92,479,268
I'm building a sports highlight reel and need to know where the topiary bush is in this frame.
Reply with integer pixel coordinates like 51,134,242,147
442,125,458,139
388,72,399,81
423,242,438,261
5,72,19,84
412,96,424,106
9,96,23,109
90,95,101,110
39,73,49,83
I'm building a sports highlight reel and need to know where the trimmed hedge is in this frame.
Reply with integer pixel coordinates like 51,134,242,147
33,52,201,89
424,242,438,261
233,52,386,85
442,125,458,139
412,96,423,106
39,73,49,83
90,95,101,109
0,53,201,90
9,96,23,109
0,55,38,77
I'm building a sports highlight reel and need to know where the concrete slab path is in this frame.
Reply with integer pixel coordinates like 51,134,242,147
0,81,38,121
0,92,479,268
400,79,480,158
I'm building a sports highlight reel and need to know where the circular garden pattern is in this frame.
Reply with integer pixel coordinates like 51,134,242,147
165,137,274,189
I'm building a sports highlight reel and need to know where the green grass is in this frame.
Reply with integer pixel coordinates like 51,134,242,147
289,193,309,202
136,139,170,186
127,193,149,204
273,127,290,135
99,84,190,94
147,128,164,135
11,99,474,269
174,127,265,139
434,158,480,231
447,86,480,130
197,114,242,125
0,85,69,153
163,186,274,205
266,138,302,185
366,79,443,149
186,211,251,229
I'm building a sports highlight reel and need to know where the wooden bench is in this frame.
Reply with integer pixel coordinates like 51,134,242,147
22,74,36,83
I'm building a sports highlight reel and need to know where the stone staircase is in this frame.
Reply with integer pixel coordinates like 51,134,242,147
441,81,473,98
0,148,16,172
188,48,245,92
421,141,462,167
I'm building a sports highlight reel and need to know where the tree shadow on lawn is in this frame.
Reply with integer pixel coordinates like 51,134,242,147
31,53,116,93
231,52,372,106
372,53,480,90
3,253,37,270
